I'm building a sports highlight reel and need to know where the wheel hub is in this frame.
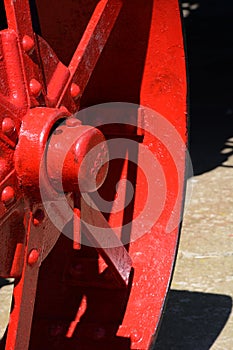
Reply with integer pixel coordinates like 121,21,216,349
46,118,109,193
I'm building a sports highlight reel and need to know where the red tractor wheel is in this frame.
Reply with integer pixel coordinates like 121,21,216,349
0,1,187,349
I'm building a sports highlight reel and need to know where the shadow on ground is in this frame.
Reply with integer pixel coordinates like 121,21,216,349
183,0,233,175
0,278,13,289
153,289,232,350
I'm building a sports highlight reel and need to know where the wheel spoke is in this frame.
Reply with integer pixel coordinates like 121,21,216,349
81,195,132,288
4,0,34,38
5,211,39,350
46,0,123,108
0,92,20,117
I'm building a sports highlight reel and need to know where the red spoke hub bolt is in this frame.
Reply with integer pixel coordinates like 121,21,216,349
70,83,81,100
1,186,15,205
66,117,82,127
33,209,45,226
30,79,42,97
27,249,40,266
2,118,15,136
22,35,35,54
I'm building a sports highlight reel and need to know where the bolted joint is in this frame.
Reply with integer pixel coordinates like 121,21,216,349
1,186,15,205
29,79,42,97
2,118,16,136
70,83,81,100
27,249,40,266
22,35,35,54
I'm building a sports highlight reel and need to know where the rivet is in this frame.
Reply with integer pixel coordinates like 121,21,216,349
27,249,39,266
29,79,42,97
70,83,81,99
22,35,35,54
65,117,82,127
33,209,45,226
1,186,15,205
2,118,15,136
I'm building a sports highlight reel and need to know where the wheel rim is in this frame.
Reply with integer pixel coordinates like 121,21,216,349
0,1,187,349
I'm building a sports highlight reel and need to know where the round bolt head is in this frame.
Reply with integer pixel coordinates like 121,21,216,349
33,209,45,226
65,117,82,127
22,35,35,54
70,83,81,99
30,79,42,97
1,186,15,205
2,118,15,136
27,249,39,266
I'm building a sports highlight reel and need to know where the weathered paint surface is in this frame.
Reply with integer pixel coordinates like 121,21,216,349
0,1,187,349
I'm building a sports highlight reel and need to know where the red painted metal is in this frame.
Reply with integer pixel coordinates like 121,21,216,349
21,35,35,54
0,1,187,350
2,118,16,136
1,186,15,205
48,0,123,110
46,121,109,193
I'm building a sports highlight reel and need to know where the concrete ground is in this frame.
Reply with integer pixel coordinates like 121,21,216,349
0,280,13,339
154,152,233,350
